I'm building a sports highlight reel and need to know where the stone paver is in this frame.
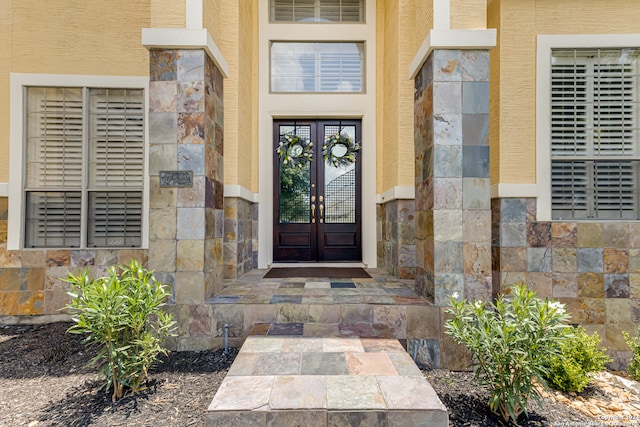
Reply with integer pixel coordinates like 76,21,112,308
207,335,448,426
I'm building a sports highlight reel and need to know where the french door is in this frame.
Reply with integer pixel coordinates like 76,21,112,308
273,119,362,262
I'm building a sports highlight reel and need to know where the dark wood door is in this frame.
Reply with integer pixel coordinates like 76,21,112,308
273,120,362,262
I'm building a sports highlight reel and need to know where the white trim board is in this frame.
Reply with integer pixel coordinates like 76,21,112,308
490,184,538,199
0,183,8,198
377,186,415,204
409,29,497,79
536,34,640,221
433,0,451,31
224,185,259,204
185,0,203,29
141,28,229,78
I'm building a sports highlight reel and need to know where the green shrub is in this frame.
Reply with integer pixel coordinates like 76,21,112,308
65,260,176,402
624,327,640,381
445,283,571,424
545,326,611,392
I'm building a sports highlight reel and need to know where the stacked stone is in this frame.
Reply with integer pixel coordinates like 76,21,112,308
148,49,224,350
413,49,492,369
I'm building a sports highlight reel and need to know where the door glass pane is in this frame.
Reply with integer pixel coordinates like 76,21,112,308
324,125,356,223
279,125,312,223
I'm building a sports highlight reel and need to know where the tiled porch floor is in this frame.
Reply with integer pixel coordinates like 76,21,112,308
203,268,440,366
211,268,426,306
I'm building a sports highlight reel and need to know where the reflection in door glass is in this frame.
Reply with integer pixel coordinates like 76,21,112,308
279,126,311,223
324,125,356,223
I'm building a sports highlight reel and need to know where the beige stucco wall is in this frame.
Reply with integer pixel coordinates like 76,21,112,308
375,0,385,193
151,0,185,28
210,0,258,193
0,0,151,183
376,0,421,194
237,0,259,193
488,0,500,183
214,1,239,189
203,0,223,51
379,0,399,193
414,0,433,44
450,0,487,30
0,1,11,182
492,0,640,185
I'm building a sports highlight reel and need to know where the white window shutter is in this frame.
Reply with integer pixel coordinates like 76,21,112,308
88,191,142,247
25,192,82,248
89,89,144,188
319,47,362,92
272,42,364,93
26,87,83,188
271,0,363,22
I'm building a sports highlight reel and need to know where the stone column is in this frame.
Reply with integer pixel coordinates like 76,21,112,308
414,49,492,368
377,200,416,279
223,197,258,279
147,49,224,350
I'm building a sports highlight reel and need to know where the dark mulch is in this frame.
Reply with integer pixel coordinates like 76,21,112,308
1,322,593,426
0,322,237,426
424,369,593,427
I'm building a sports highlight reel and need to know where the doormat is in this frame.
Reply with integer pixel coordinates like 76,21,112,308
263,267,371,279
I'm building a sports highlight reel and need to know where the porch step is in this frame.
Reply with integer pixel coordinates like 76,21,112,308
207,334,448,427
207,272,438,344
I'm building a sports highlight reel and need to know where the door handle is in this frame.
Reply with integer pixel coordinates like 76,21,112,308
311,203,316,223
319,203,324,223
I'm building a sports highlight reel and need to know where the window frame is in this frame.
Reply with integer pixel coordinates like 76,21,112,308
550,49,640,220
536,34,640,221
270,41,366,93
8,74,149,250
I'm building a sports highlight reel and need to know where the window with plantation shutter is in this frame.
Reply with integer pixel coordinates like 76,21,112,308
551,48,640,220
24,87,144,248
270,0,364,23
271,42,364,92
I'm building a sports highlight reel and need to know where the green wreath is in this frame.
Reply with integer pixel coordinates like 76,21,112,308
322,132,360,168
276,133,313,168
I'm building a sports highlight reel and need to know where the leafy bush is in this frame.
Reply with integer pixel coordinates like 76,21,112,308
65,260,176,402
445,283,571,423
544,326,611,392
624,327,640,381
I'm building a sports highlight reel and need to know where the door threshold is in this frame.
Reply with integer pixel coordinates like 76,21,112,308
269,262,367,268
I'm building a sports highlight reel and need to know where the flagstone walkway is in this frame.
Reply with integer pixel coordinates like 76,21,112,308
207,334,448,426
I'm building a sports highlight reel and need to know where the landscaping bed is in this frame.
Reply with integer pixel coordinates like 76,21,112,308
0,322,637,426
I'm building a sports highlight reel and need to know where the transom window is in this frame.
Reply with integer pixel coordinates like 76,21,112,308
24,87,144,248
270,0,364,23
271,42,364,93
551,48,640,220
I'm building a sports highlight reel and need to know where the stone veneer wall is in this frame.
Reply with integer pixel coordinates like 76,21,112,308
223,197,258,279
148,49,225,350
377,199,416,279
412,49,492,369
0,197,148,319
492,198,639,369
